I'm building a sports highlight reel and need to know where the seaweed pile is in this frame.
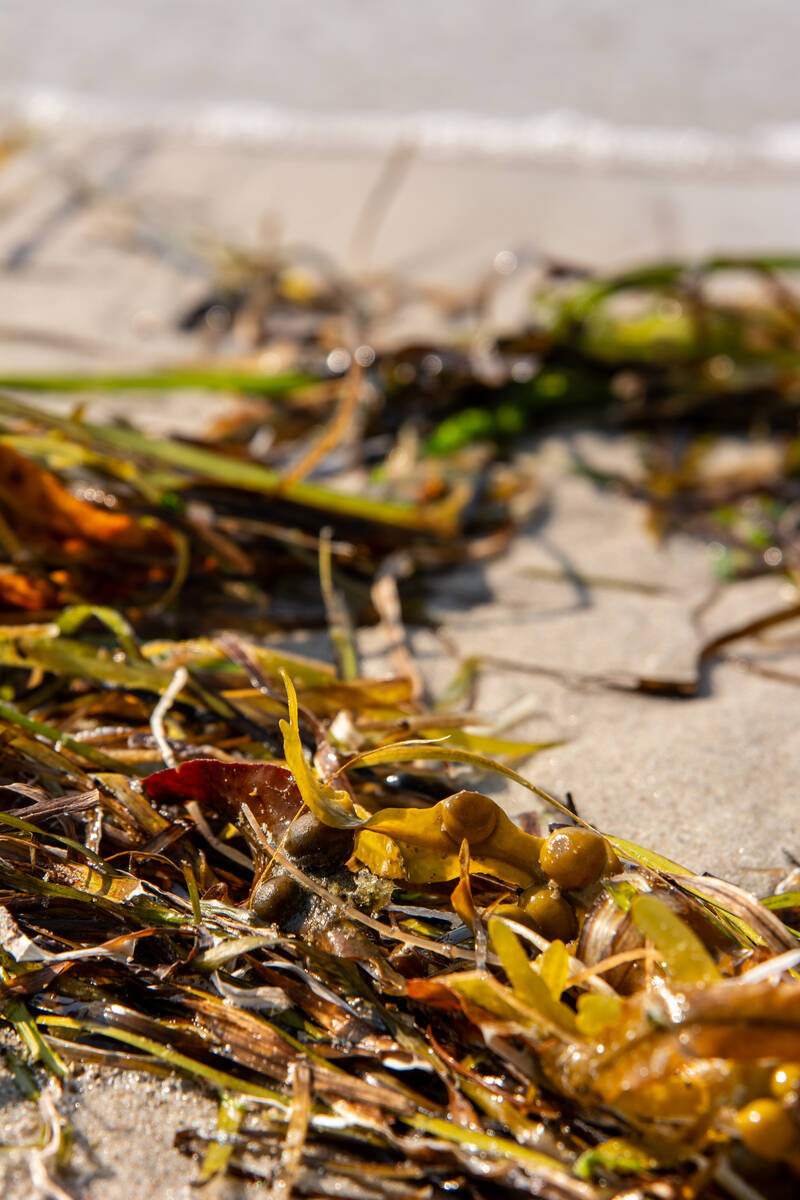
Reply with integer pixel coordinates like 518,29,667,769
1,254,800,1198
6,251,800,584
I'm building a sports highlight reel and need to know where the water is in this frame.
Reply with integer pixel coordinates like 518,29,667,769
4,0,800,175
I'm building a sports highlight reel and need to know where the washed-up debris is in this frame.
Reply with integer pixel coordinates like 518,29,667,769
2,252,800,1197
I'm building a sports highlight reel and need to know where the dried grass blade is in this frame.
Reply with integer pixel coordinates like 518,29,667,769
36,1017,291,1107
284,361,363,484
0,699,139,774
673,874,800,952
269,1062,312,1200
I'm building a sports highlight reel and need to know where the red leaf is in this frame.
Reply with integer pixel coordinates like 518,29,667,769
143,758,302,836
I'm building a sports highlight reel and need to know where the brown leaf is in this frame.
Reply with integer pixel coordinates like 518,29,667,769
0,570,60,609
0,443,169,554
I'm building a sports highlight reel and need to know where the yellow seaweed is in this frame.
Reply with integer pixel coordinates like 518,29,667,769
630,893,721,985
353,795,544,886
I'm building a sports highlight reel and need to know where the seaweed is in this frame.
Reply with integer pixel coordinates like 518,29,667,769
1,251,800,1198
0,597,798,1196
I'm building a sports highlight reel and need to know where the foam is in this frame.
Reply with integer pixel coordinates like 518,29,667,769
6,87,800,177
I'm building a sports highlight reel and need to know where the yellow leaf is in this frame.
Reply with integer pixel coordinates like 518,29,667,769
575,993,623,1036
338,739,575,822
537,940,569,1001
489,918,576,1033
349,829,406,878
279,671,362,829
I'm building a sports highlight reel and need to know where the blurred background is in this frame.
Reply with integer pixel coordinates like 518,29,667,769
2,0,800,274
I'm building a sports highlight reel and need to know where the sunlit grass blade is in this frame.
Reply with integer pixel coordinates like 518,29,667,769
0,392,463,535
0,697,140,774
196,1093,246,1184
37,1017,293,1107
0,367,316,394
2,998,69,1080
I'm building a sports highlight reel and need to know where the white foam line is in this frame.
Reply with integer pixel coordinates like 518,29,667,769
7,87,800,176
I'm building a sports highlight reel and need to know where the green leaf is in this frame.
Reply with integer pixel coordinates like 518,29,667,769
56,604,144,662
608,836,692,876
401,1111,575,1178
575,1137,658,1181
36,1017,290,1104
0,366,315,394
630,894,721,985
763,892,800,911
1,997,69,1080
0,392,463,536
604,879,637,912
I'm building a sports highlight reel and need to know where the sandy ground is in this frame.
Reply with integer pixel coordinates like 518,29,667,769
0,127,799,1198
